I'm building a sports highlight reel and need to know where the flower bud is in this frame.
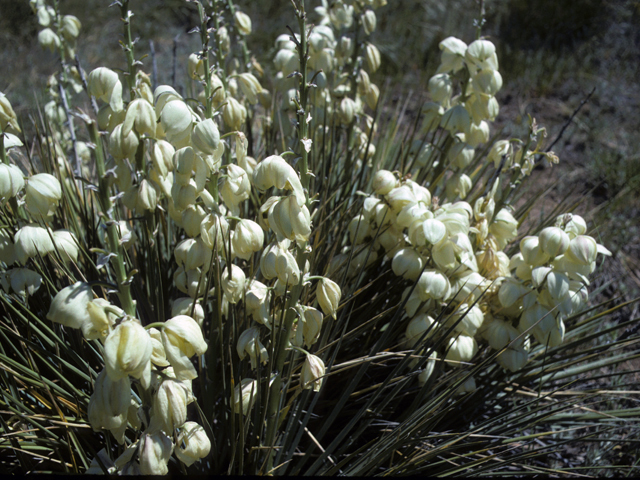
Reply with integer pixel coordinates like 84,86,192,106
49,229,79,264
237,72,262,104
88,370,131,444
192,118,220,155
60,15,81,40
160,99,193,146
269,195,312,243
445,304,484,337
556,213,587,238
317,277,341,318
362,9,377,35
253,155,305,206
222,264,246,304
38,28,60,52
122,98,156,137
438,36,467,73
232,219,264,260
301,354,325,392
187,52,205,79
104,319,152,388
465,39,498,71
519,236,550,267
0,163,25,200
365,83,380,110
200,213,229,251
0,93,21,134
538,226,570,258
152,377,189,433
445,335,478,364
223,96,247,131
175,422,211,467
139,432,173,475
392,248,424,281
25,173,62,218
472,69,503,96
405,313,435,348
237,327,269,369
174,237,213,273
220,164,251,210
8,268,42,296
171,298,205,328
233,378,258,415
123,179,158,213
428,73,452,104
14,224,54,264
162,315,208,380
364,43,381,73
234,11,252,35
565,235,598,265
88,67,123,112
418,270,451,301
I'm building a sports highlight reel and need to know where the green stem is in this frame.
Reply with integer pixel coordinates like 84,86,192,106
89,121,136,317
0,126,7,166
120,0,138,99
296,2,311,193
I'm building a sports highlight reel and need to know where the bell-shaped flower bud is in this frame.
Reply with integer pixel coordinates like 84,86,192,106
47,282,93,330
301,354,325,392
220,164,251,210
14,224,54,264
237,72,262,104
171,298,205,328
565,235,598,265
88,370,131,444
162,315,208,380
104,319,153,388
122,98,156,137
316,277,341,318
60,15,81,40
0,93,21,134
418,269,451,302
152,377,189,433
0,163,25,200
538,226,570,257
364,42,381,72
192,118,220,155
222,96,247,131
187,52,205,79
175,421,211,467
237,327,269,369
25,173,62,218
51,229,79,264
160,99,193,146
472,68,503,96
139,432,173,475
372,170,398,195
8,268,43,296
88,67,123,112
428,73,453,104
445,304,485,337
392,248,424,281
234,10,252,35
200,212,229,251
123,179,158,213
445,335,478,364
269,195,312,243
174,237,212,273
438,36,467,73
83,299,119,341
253,155,305,207
38,28,60,52
519,236,550,267
465,39,498,71
405,313,435,348
232,219,264,260
487,139,513,169
490,208,518,247
232,378,258,415
337,97,357,125
556,213,587,238
221,264,246,304
362,9,377,35
275,245,301,286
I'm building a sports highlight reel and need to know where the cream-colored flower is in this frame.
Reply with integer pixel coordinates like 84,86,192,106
104,319,153,388
175,421,211,467
301,354,326,392
25,173,62,218
162,315,208,380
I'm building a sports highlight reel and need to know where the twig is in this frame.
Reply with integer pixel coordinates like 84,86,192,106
58,78,81,178
74,55,99,116
545,87,596,155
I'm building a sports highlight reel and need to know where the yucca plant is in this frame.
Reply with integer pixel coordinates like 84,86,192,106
0,0,638,475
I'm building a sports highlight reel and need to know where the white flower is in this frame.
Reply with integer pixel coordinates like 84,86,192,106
25,173,62,218
316,277,341,318
47,281,92,329
139,432,173,475
232,378,258,415
301,354,325,392
175,421,211,467
88,370,131,444
237,327,269,369
162,315,208,380
104,319,153,388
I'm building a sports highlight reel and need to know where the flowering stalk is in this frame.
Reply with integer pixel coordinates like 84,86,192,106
119,0,138,99
89,120,136,317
